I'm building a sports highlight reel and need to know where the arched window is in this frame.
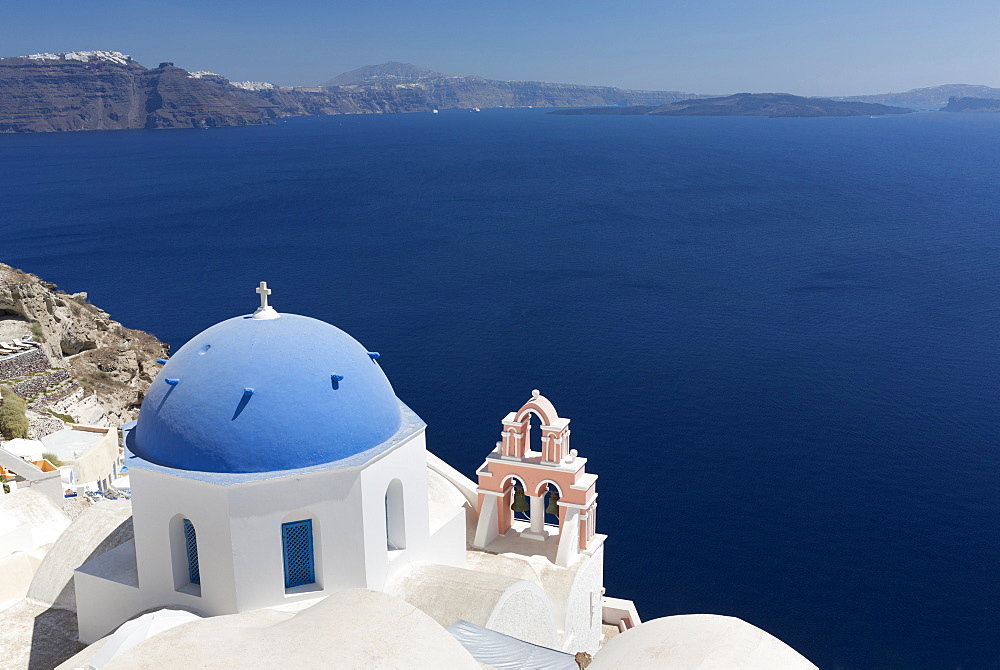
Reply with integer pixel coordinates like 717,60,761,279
171,514,201,595
282,519,315,588
386,479,406,550
183,519,200,585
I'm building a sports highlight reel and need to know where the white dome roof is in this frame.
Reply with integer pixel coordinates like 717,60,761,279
99,589,480,669
591,614,817,670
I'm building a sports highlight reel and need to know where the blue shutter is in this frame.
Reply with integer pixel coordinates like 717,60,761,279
282,519,315,588
183,519,200,585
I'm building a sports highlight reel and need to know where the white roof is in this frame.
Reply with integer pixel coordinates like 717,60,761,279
446,620,578,669
40,428,104,461
91,589,480,669
88,609,202,668
0,488,69,548
2,438,44,461
590,614,818,670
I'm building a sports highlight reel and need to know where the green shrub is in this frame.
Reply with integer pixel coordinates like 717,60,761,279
41,452,63,466
0,386,29,439
30,320,45,343
48,410,74,424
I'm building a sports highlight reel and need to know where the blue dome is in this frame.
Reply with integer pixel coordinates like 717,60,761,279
133,313,402,473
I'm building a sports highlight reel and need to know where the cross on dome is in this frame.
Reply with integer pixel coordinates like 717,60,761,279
252,281,280,320
256,281,271,308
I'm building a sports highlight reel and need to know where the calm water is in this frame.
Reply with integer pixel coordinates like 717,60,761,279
3,109,1000,668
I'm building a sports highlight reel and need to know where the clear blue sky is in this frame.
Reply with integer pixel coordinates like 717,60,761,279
4,0,999,95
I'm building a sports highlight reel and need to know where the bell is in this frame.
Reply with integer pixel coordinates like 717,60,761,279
545,492,560,516
511,485,529,513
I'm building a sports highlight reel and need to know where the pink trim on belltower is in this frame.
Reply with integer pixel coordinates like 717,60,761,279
476,391,598,550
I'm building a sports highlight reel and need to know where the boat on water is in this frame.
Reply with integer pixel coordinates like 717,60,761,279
432,109,439,114
471,107,481,112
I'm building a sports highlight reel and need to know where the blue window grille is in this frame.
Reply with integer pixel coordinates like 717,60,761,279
183,519,200,585
282,519,315,588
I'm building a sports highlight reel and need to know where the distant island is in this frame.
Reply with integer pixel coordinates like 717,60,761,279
0,54,704,133
941,96,1000,113
550,93,914,118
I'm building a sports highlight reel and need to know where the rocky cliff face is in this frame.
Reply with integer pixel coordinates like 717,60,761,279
941,96,1000,112
838,84,1000,108
0,52,272,132
0,54,706,132
305,61,703,112
0,263,167,428
140,62,275,129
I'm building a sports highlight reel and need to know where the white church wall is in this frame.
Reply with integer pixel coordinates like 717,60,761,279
559,543,605,654
75,540,147,644
130,467,238,615
358,430,465,588
76,571,145,644
225,464,369,612
485,581,559,648
427,506,467,565
115,427,460,628
473,493,501,549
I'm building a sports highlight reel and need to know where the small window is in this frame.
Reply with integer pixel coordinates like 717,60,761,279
183,519,200,585
386,479,406,551
282,519,315,588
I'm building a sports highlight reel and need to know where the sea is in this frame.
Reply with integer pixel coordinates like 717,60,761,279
3,108,1000,669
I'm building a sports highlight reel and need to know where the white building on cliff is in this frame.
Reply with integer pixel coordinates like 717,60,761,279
56,284,817,669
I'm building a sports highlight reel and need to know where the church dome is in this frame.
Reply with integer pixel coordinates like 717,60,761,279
132,306,402,473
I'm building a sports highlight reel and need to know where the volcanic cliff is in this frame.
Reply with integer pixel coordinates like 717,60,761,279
941,96,1000,112
0,263,167,431
0,54,704,132
0,51,273,132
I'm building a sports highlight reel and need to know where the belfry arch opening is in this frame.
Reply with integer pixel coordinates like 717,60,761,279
526,412,543,457
508,476,530,523
537,482,562,528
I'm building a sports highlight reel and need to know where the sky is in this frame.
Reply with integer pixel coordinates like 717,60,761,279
3,0,999,96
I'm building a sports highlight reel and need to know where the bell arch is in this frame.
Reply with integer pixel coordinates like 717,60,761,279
532,479,564,498
499,390,572,463
513,391,560,426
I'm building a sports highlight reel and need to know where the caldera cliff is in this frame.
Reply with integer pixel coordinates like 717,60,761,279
0,263,167,433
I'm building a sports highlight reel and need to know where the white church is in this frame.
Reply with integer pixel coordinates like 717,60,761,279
62,284,817,668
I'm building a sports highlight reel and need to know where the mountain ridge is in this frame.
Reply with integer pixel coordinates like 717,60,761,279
0,54,707,132
2,53,997,132
323,61,443,86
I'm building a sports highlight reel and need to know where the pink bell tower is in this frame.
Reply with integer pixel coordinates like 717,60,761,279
473,390,599,567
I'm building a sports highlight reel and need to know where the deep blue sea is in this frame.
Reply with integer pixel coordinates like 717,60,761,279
3,109,1000,668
